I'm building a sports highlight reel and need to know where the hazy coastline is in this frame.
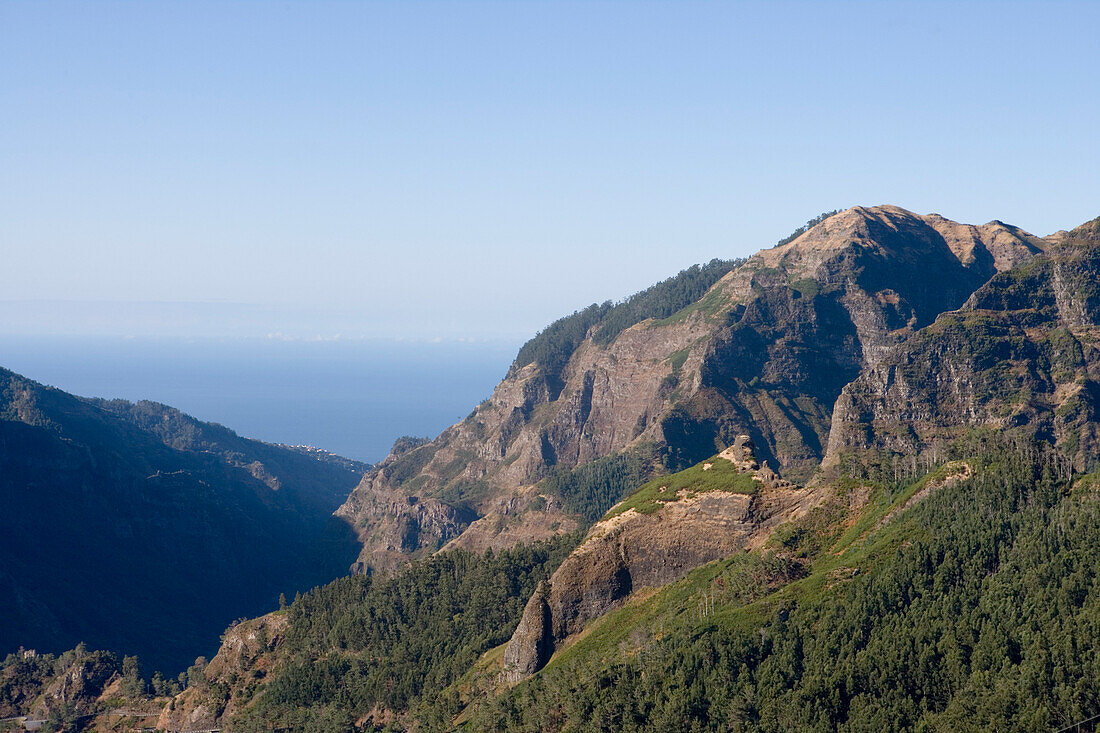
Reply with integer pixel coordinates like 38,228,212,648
0,334,518,462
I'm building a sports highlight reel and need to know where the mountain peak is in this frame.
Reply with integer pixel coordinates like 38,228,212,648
1069,215,1100,241
753,205,1042,277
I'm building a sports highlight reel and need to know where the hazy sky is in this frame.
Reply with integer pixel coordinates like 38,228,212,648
3,1,1098,340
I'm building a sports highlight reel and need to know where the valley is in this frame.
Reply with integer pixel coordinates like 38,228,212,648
5,207,1100,732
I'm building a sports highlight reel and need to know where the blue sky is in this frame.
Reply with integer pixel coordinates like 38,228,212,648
2,1,1098,340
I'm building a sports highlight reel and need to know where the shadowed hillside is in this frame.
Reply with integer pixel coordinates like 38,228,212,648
0,369,367,674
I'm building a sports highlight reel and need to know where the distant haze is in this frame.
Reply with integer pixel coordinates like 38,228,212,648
3,2,1099,341
1,335,519,462
0,299,530,341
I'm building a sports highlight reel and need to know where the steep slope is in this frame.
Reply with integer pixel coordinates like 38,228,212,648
0,368,367,674
154,437,1100,732
502,436,816,681
156,611,287,732
106,209,1100,732
826,215,1100,473
337,206,1044,573
472,438,1097,732
154,540,577,732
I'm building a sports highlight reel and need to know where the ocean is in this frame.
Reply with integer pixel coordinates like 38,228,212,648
0,336,520,463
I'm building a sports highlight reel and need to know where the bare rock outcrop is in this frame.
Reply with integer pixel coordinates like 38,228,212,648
157,612,287,732
337,206,1045,572
718,434,797,489
335,479,478,574
824,216,1100,472
30,651,120,721
502,582,555,680
502,440,816,682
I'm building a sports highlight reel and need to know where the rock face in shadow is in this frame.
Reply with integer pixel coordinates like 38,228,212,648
337,206,1044,573
502,438,818,682
336,480,480,574
503,582,555,680
673,207,1044,479
825,216,1100,472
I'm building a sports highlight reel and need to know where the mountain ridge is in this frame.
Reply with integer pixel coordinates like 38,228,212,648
825,217,1100,475
8,205,1100,732
336,205,1046,574
0,367,367,673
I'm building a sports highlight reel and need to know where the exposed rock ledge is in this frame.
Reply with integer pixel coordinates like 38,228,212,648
157,612,287,732
502,438,817,682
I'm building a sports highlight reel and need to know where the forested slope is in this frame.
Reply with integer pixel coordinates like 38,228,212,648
0,369,366,674
142,434,1100,732
472,437,1096,732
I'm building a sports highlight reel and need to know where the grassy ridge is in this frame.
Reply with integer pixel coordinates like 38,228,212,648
466,437,1100,732
607,455,760,518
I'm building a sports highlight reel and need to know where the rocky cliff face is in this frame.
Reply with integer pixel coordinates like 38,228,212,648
502,437,819,681
826,216,1100,471
338,206,1044,573
30,651,121,721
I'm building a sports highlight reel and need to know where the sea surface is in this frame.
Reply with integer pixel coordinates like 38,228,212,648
0,336,520,463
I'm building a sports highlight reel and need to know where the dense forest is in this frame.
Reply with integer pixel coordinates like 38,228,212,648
0,369,365,675
469,437,1099,732
0,643,170,730
537,447,660,524
227,535,579,731
73,433,1090,733
0,540,575,732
